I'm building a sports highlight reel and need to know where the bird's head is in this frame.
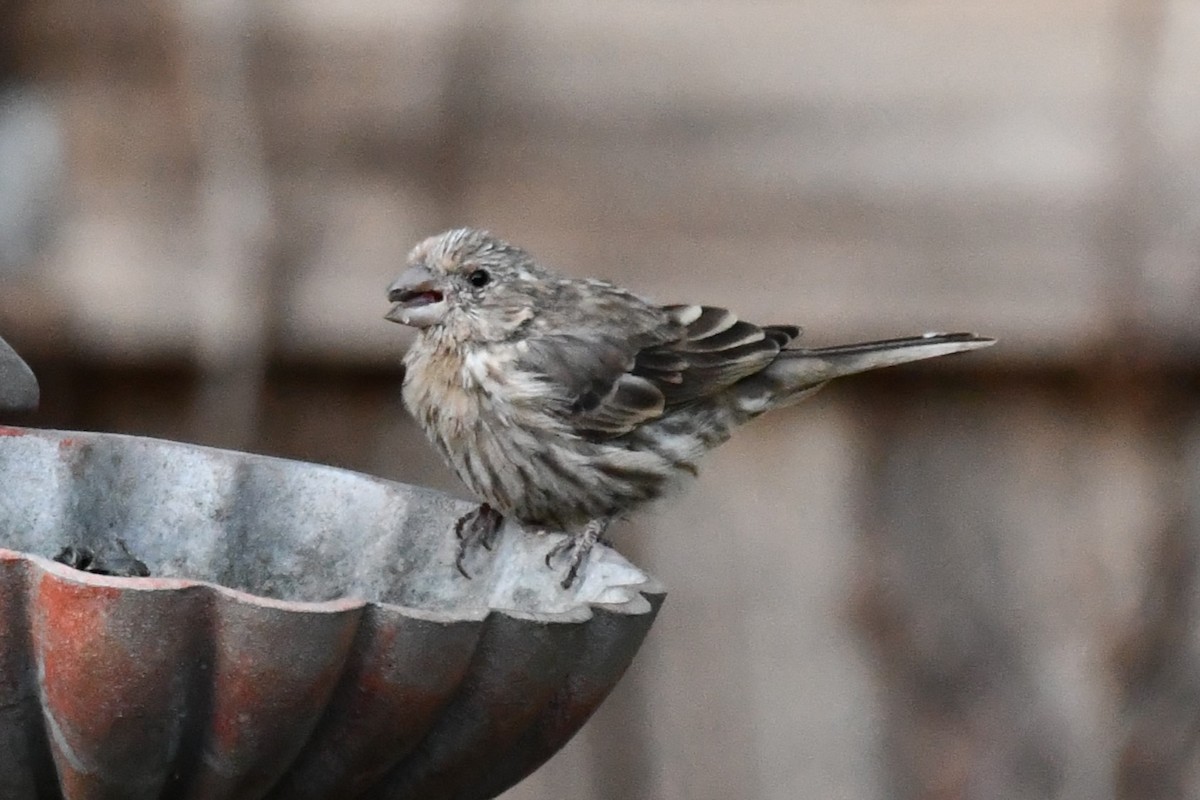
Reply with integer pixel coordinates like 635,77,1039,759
386,228,549,339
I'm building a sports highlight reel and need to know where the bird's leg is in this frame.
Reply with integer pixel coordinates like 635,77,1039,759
546,518,609,589
453,503,504,579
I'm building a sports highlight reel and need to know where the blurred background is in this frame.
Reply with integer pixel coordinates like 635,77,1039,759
3,1,1200,798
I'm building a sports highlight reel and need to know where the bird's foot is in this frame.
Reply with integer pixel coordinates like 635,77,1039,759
545,519,609,589
454,503,504,578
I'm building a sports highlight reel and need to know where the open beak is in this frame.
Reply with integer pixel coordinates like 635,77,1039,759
385,265,448,329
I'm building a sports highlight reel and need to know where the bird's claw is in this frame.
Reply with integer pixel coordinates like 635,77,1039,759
453,503,504,579
544,537,588,589
562,550,587,589
545,520,607,589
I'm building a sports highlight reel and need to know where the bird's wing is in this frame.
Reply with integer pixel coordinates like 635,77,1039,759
640,305,799,405
519,297,798,439
516,289,674,438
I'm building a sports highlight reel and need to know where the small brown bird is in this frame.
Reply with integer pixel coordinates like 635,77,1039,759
386,228,993,587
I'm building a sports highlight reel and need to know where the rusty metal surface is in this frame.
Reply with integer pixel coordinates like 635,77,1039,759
0,335,38,412
0,425,665,800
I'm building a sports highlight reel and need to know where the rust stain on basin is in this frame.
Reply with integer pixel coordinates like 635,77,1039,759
0,427,666,800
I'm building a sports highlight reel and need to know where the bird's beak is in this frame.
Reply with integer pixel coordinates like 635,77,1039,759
386,265,448,329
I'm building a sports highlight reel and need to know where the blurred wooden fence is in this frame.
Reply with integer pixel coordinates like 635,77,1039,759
3,2,1200,798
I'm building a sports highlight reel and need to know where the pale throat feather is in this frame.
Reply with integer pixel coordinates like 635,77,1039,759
402,335,481,450
402,328,562,514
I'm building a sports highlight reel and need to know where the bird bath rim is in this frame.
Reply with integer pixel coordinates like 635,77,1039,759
0,424,665,624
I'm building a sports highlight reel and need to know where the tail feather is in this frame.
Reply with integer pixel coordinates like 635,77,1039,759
732,332,994,414
802,332,995,377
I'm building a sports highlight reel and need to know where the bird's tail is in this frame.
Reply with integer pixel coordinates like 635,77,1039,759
791,332,995,377
733,332,995,414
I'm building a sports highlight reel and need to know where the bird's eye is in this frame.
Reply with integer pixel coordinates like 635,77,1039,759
468,269,491,288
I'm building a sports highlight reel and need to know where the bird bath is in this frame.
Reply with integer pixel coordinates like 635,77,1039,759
0,334,664,799
0,335,37,413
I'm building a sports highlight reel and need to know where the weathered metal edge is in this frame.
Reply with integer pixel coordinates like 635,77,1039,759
0,425,666,624
0,335,39,412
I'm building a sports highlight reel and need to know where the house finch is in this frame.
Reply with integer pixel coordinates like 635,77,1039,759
386,228,994,587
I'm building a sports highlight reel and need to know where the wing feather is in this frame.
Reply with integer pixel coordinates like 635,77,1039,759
631,309,800,406
519,297,796,440
677,320,765,352
763,325,801,347
685,306,738,340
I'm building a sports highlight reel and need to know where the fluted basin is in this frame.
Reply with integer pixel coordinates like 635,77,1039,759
0,425,665,800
